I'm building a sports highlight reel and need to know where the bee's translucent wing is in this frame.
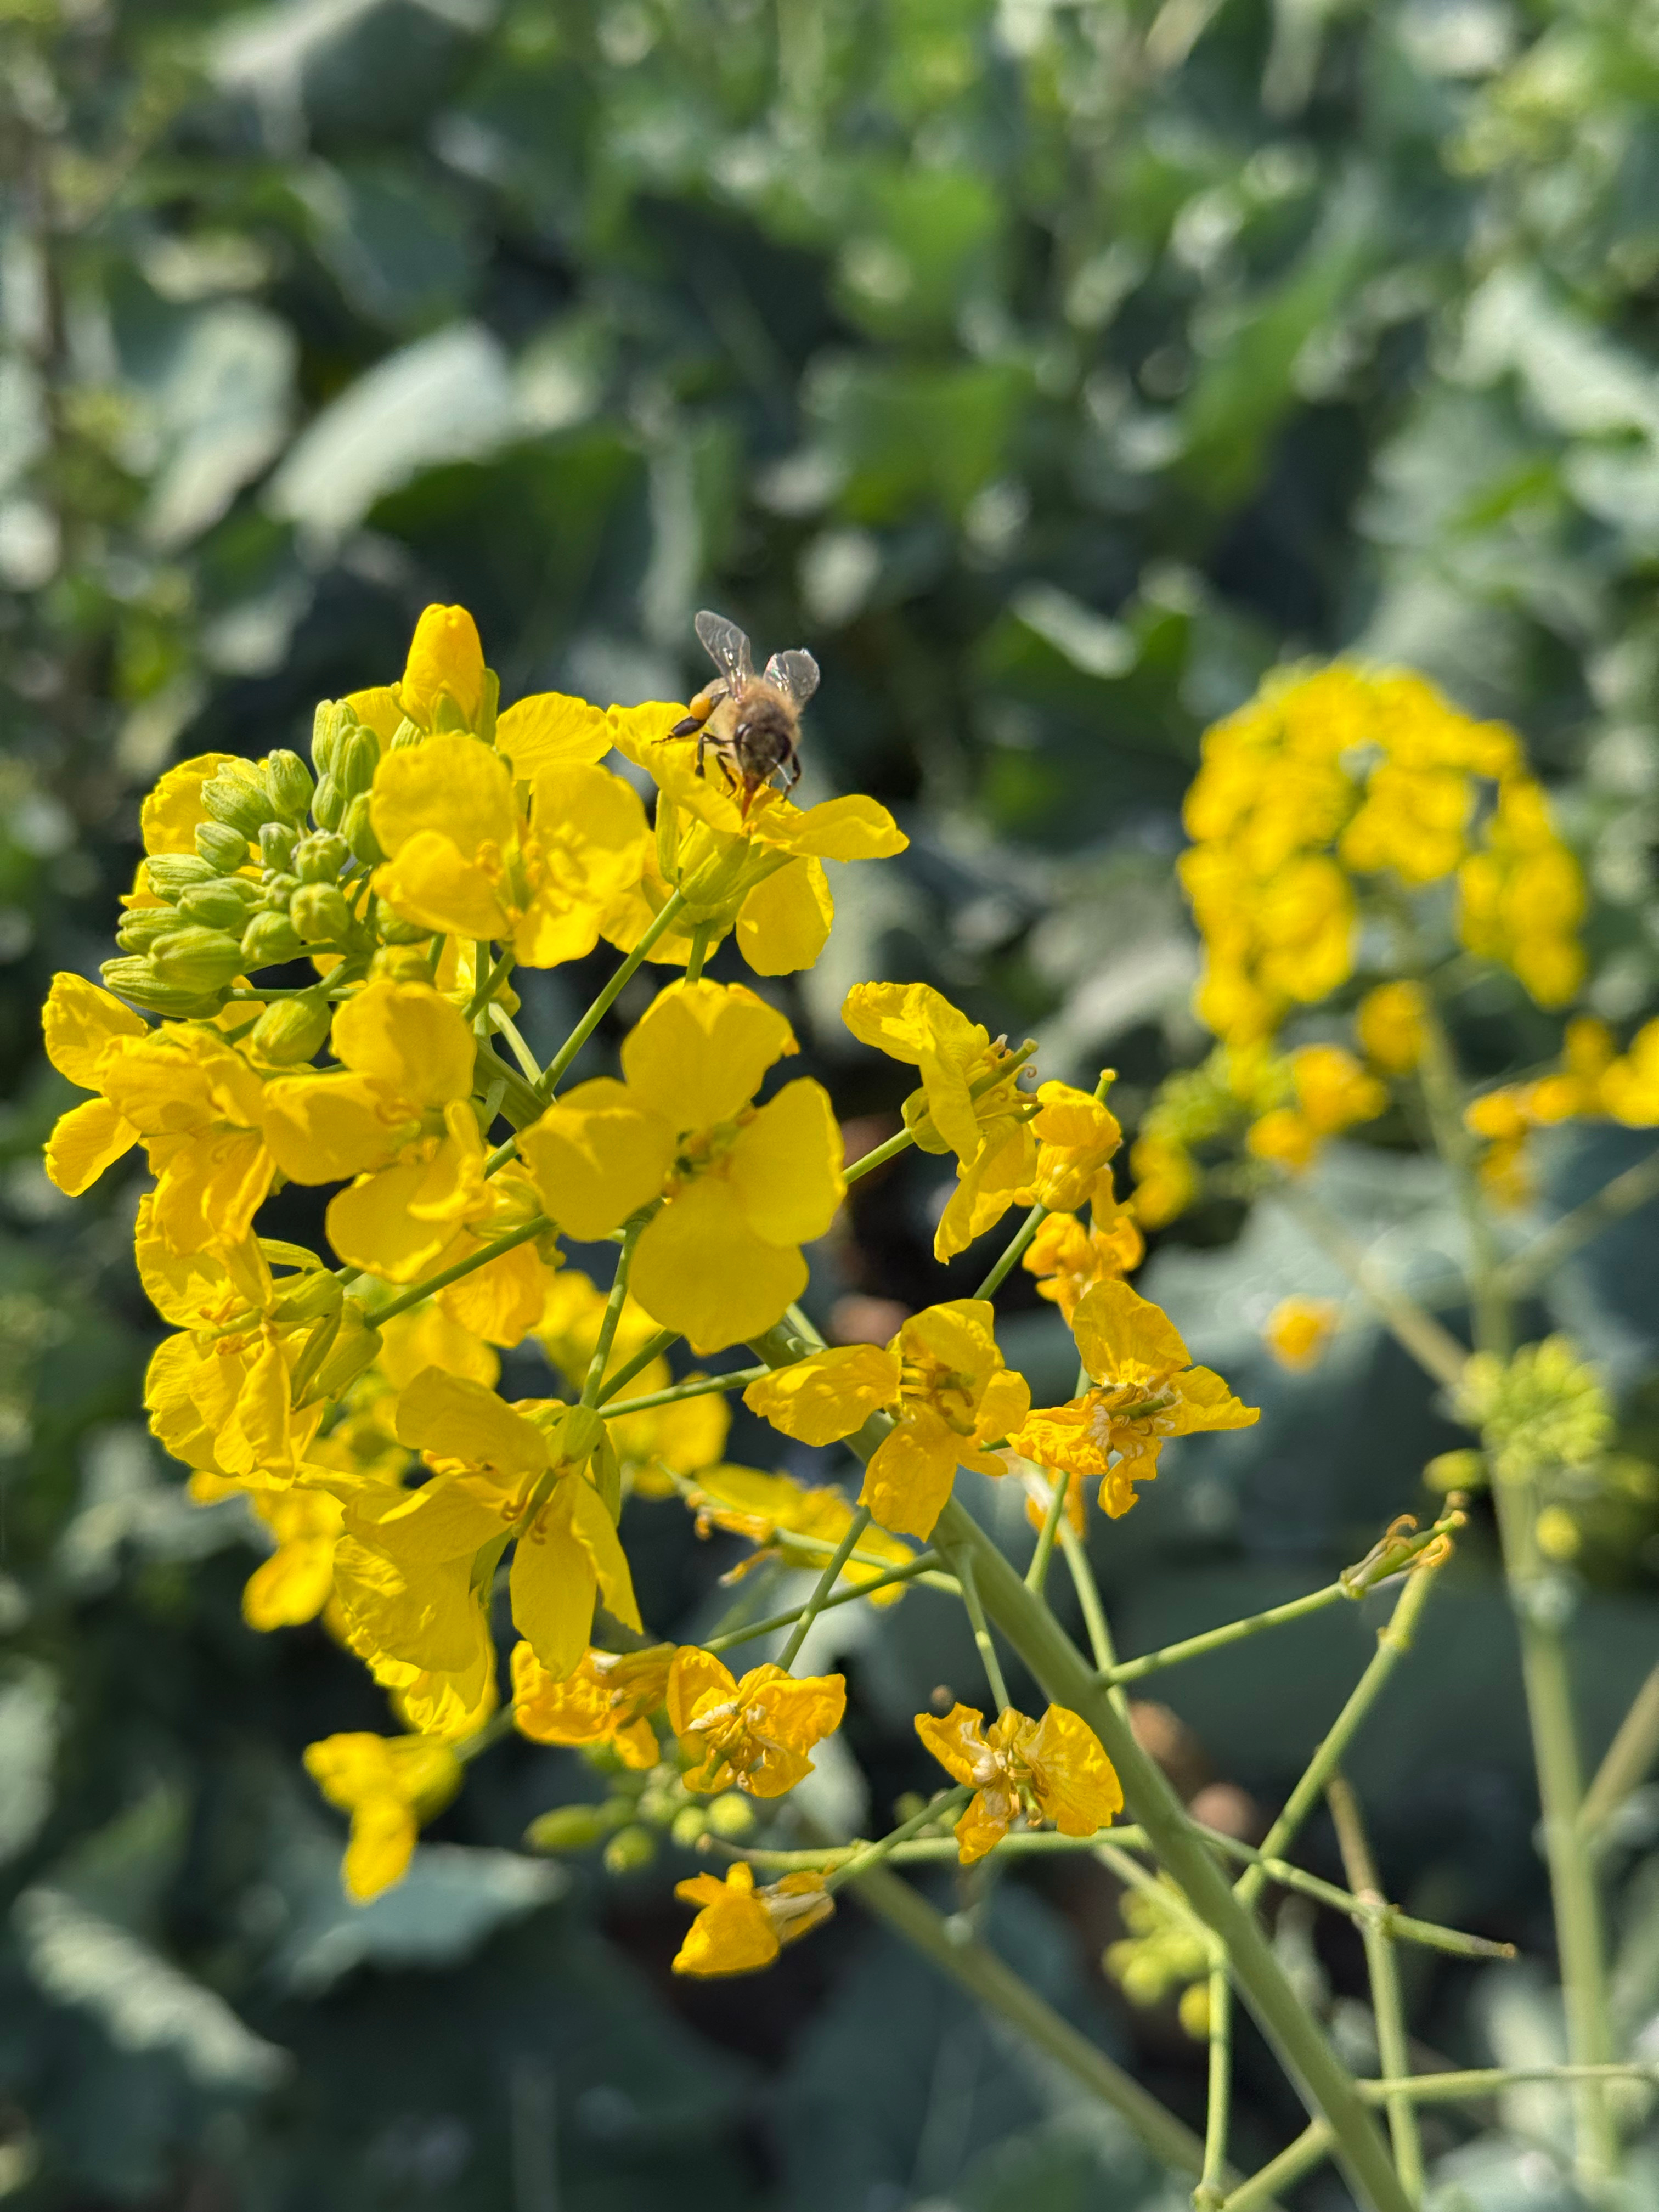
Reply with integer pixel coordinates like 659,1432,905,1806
763,648,820,706
694,610,753,684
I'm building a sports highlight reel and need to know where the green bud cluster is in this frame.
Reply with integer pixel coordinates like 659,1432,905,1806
103,704,424,1022
1457,1336,1614,1486
522,1754,753,1867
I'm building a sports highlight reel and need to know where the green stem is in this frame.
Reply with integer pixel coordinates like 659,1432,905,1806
370,1216,549,1328
538,891,687,1100
601,1364,768,1419
953,1548,1012,1712
596,1328,679,1403
1025,1469,1070,1594
1580,1660,1659,1843
974,1200,1047,1301
703,1550,944,1655
1241,1546,1451,1904
1359,2064,1659,2107
1195,1968,1234,2210
778,1505,872,1669
489,1005,544,1084
1498,1147,1659,1299
849,1862,1240,2192
843,1041,1041,1188
933,1496,1413,2212
581,1212,649,1408
1329,1775,1422,2204
683,919,714,981
464,943,515,1020
1105,1578,1350,1687
821,1787,972,1894
1220,2124,1329,2210
1194,1829,1513,1962
1057,1516,1119,1678
1492,1475,1618,2185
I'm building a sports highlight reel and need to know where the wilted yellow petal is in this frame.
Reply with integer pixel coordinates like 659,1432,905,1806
1071,1276,1191,1383
1026,1706,1123,1836
860,1406,960,1541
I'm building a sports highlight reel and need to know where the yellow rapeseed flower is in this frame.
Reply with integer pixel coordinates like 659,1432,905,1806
41,974,148,1197
1262,1295,1339,1372
680,1463,916,1601
521,981,844,1352
303,1730,462,1901
1023,1207,1143,1322
511,1640,675,1769
1246,1044,1386,1175
743,1300,1030,1541
1012,1277,1257,1516
666,1649,847,1798
915,1701,1122,1864
1024,1080,1123,1213
841,982,1038,1260
1355,980,1427,1075
672,1860,833,1976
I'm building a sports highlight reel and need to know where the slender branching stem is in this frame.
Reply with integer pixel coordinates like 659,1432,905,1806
778,1505,873,1670
1329,1774,1422,2204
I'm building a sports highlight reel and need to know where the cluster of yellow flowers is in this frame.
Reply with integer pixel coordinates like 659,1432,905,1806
46,604,1262,1976
1130,664,1597,1227
1465,1014,1659,1205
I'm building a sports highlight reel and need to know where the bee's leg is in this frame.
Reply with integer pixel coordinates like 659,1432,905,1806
670,711,707,739
781,751,802,793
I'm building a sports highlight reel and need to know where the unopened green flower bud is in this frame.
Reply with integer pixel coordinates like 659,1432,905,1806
524,1803,618,1854
241,910,305,967
194,821,249,873
704,1793,754,1840
290,882,352,944
99,956,213,1015
201,765,274,840
336,727,381,800
602,1824,657,1877
311,1306,381,1398
670,1807,708,1848
144,854,216,901
311,699,357,778
390,716,422,751
116,907,180,952
1424,1449,1485,1495
251,995,332,1065
312,774,345,830
266,749,315,823
262,872,300,904
259,821,299,872
150,927,247,991
178,878,262,931
375,906,433,946
271,1266,346,1324
294,831,349,884
342,792,385,866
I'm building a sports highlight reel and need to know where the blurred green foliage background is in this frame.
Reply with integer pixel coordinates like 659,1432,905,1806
4,0,1659,2205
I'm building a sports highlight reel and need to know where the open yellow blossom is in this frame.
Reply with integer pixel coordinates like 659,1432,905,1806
329,1369,640,1738
1465,1016,1619,1206
1012,1277,1257,1516
74,1024,273,1255
511,1640,675,1769
743,1300,1029,1541
915,1702,1122,1864
606,702,907,977
1023,1207,1143,1322
672,1860,833,1977
422,1165,561,1348
1457,775,1585,1008
1602,1018,1659,1126
842,982,1038,1260
1355,980,1427,1075
1263,1296,1340,1372
666,1648,846,1797
303,1731,462,1901
1246,1044,1386,1175
680,1463,915,1601
266,979,490,1281
1024,1080,1122,1213
371,732,647,964
521,981,844,1352
147,1323,326,1490
139,750,248,857
41,974,148,1197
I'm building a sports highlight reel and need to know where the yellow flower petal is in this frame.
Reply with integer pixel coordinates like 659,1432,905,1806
509,1483,597,1680
743,1345,900,1445
725,1078,845,1245
630,1178,806,1354
394,1367,549,1486
914,1703,991,1789
497,692,612,774
757,793,908,861
42,973,146,1088
326,1160,459,1281
736,857,833,975
264,1071,410,1184
620,980,797,1132
44,1096,138,1195
860,1406,961,1541
1071,1276,1191,1384
139,752,242,856
371,730,515,862
520,1077,675,1242
374,829,512,941
331,979,476,1108
1026,1706,1123,1836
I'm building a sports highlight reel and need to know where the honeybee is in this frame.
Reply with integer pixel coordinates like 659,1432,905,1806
670,610,820,813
